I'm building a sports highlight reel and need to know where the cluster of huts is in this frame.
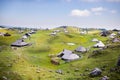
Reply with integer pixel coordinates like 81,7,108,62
49,28,69,36
22,30,36,39
52,30,120,80
93,31,120,48
101,30,120,37
50,29,120,65
80,31,87,35
50,30,60,36
100,30,120,43
52,38,106,64
51,46,88,65
63,28,68,33
1,27,120,80
11,30,36,47
0,32,11,37
109,32,120,43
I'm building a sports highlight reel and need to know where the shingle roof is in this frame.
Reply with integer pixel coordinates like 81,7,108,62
11,39,28,47
112,38,120,43
94,41,105,48
75,46,86,52
57,49,79,61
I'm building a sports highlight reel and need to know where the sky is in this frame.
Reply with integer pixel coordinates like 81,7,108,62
0,0,120,29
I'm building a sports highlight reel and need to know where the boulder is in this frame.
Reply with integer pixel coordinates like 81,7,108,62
90,68,102,77
2,76,7,80
85,68,90,71
74,68,79,72
100,76,109,80
56,69,63,74
7,63,12,67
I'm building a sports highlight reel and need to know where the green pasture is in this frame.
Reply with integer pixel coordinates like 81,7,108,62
0,27,120,80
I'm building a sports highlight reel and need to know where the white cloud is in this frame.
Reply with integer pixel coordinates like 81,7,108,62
91,7,106,15
70,9,91,17
91,7,106,12
110,10,117,14
70,7,117,17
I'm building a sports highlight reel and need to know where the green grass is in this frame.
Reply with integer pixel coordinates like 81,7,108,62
0,27,120,80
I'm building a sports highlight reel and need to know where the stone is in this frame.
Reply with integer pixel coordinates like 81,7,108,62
56,69,63,74
2,76,7,80
85,68,90,71
100,76,109,80
110,68,116,72
90,68,102,77
75,68,79,72
7,64,12,67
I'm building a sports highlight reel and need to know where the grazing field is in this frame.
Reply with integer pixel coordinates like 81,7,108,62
0,27,120,80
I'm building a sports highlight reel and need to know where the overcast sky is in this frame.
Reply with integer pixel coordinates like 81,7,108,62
0,0,120,29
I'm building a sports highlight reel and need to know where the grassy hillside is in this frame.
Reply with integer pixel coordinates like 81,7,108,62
0,27,120,80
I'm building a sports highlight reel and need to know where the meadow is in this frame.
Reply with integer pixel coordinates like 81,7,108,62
0,27,120,80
